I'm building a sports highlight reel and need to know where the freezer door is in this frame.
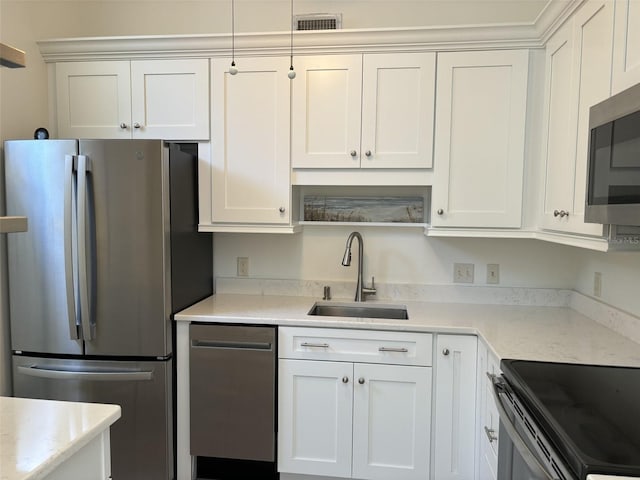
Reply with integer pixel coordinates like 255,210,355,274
12,355,173,480
78,140,171,357
4,140,83,355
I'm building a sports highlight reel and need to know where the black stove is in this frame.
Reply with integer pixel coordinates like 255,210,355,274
500,359,640,479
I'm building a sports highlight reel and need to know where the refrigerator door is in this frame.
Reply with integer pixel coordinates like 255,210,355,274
78,139,171,357
4,140,83,355
12,354,173,480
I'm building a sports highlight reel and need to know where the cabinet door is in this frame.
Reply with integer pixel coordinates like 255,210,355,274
540,0,613,236
292,55,363,168
433,335,478,480
360,53,436,169
612,0,640,94
540,24,576,231
352,363,432,480
211,57,291,224
568,0,613,236
431,50,528,228
278,359,353,478
130,59,209,140
56,61,132,139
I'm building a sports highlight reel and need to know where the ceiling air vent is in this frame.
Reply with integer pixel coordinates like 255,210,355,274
294,14,342,31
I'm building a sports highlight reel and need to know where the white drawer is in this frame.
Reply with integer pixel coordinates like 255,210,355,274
278,327,432,366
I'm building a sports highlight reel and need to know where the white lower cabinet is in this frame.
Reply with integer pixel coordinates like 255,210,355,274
433,334,478,480
476,341,500,480
278,327,432,480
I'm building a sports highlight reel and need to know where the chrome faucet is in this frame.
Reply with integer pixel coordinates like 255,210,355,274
341,231,376,301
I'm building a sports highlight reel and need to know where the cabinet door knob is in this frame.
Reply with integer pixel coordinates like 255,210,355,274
437,209,444,215
553,209,560,217
119,122,128,129
350,150,357,157
365,150,372,157
133,122,141,129
279,207,285,214
342,376,349,384
443,348,450,356
484,426,498,443
554,209,570,218
358,377,365,385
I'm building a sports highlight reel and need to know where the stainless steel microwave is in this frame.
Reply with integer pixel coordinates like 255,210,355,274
585,82,640,226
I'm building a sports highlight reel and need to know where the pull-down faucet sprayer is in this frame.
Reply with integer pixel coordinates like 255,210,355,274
341,231,376,302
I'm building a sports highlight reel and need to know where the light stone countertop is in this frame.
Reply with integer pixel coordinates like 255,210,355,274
0,396,121,480
175,293,640,367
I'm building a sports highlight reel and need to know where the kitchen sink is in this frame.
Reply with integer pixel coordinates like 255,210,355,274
307,302,409,320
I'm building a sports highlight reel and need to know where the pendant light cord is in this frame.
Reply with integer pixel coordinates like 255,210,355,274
231,0,236,67
288,0,296,78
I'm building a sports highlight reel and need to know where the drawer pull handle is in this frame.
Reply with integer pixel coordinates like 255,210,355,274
378,347,408,353
484,426,498,443
301,342,330,348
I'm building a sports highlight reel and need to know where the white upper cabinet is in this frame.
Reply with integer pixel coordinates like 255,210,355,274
56,61,132,139
539,0,613,237
612,0,640,94
431,50,529,228
292,53,436,169
209,57,291,226
56,59,209,140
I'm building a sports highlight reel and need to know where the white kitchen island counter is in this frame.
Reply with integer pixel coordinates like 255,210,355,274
0,396,121,480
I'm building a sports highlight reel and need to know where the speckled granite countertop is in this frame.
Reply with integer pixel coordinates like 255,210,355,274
175,294,640,367
0,397,120,480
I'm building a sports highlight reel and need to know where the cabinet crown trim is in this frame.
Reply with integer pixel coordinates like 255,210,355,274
37,1,582,62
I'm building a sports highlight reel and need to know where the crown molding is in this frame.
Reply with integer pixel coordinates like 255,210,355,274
37,0,583,62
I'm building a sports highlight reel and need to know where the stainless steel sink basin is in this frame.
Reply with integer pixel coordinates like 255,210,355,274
307,302,409,320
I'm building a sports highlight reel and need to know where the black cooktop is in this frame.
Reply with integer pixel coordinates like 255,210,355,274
501,359,640,480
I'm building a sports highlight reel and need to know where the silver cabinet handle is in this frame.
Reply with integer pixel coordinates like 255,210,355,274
133,122,141,129
365,150,372,157
553,209,569,218
437,209,444,215
300,342,330,348
443,348,450,356
484,426,498,443
350,150,357,157
342,376,349,383
358,378,365,384
378,347,408,353
279,207,285,213
119,122,128,129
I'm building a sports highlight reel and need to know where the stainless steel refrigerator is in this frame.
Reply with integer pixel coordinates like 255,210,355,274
4,139,212,480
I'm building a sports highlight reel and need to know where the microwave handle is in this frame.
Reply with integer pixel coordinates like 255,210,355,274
489,374,556,480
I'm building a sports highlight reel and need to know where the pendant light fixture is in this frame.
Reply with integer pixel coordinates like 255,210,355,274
229,0,238,75
287,0,296,79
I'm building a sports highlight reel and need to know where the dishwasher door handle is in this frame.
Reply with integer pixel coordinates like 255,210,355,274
191,339,273,350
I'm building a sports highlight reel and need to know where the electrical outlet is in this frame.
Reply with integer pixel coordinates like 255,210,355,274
453,263,474,283
487,264,500,284
237,257,249,277
593,272,602,297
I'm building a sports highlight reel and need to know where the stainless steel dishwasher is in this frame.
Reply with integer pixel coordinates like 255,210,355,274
189,324,276,463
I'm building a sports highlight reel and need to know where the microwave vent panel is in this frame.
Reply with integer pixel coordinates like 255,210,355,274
294,14,342,31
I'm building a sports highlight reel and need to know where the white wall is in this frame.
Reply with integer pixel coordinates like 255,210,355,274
214,228,582,287
1,0,639,397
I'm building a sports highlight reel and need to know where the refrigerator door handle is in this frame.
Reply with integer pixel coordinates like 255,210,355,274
64,155,79,340
17,364,154,381
77,155,93,341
